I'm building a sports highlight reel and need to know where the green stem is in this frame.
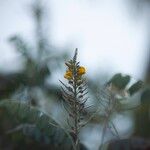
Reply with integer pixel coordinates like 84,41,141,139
73,62,80,150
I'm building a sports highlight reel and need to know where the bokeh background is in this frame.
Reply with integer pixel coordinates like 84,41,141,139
0,0,150,150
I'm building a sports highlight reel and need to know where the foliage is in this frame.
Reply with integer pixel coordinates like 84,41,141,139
0,100,73,150
0,72,144,150
0,0,148,149
0,0,68,103
95,73,144,149
60,49,88,150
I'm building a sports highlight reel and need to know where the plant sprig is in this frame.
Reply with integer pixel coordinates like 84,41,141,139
60,49,88,150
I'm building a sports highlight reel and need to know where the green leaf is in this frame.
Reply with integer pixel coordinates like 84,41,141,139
0,100,73,150
108,73,130,90
128,80,143,96
9,35,30,58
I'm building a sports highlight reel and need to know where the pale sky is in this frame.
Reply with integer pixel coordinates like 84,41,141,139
0,0,148,80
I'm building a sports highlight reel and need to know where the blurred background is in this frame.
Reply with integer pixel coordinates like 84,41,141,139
0,0,149,150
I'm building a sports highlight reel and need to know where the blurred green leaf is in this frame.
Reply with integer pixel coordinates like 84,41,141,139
106,138,150,150
108,73,131,90
9,35,31,59
128,80,143,96
0,100,73,150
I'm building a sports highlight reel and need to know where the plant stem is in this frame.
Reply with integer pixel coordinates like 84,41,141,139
99,93,117,150
99,115,109,150
73,61,80,150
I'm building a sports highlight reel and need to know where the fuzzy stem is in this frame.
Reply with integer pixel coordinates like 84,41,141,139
99,114,110,150
99,94,116,150
73,58,80,150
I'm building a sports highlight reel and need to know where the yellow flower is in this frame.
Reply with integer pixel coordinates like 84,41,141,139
78,66,86,75
64,70,73,79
